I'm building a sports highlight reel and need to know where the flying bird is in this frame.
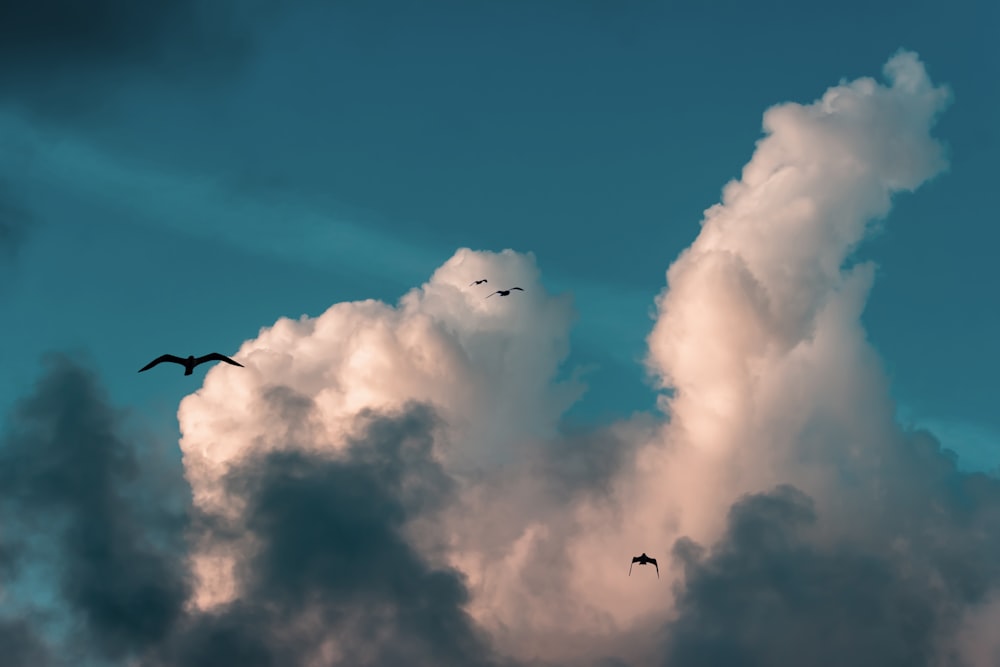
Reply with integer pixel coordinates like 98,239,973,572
485,287,524,298
138,353,244,376
469,279,488,285
629,553,658,578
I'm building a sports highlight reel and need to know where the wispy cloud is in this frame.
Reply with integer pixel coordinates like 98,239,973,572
0,110,442,284
0,183,32,265
0,0,278,119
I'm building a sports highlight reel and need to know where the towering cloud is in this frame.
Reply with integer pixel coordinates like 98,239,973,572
641,50,1000,666
634,51,956,548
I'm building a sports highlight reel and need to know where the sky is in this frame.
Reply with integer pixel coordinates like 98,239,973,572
1,1,999,666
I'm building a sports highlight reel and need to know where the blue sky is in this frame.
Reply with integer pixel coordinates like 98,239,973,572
3,2,1000,665
2,0,995,466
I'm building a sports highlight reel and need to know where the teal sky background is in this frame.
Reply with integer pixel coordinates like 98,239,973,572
1,0,997,469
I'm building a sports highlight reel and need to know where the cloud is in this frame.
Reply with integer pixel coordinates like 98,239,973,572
436,49,966,663
157,401,512,667
178,247,582,506
0,108,445,286
638,49,954,543
0,619,53,667
0,354,190,663
0,0,279,117
643,49,1000,667
176,246,585,615
666,479,1000,666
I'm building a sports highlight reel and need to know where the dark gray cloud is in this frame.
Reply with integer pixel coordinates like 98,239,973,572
0,619,54,667
664,457,1000,667
0,354,190,662
0,0,281,117
159,399,509,667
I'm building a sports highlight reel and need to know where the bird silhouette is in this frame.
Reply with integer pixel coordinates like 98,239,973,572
629,553,658,578
469,279,488,286
485,287,524,298
138,353,244,376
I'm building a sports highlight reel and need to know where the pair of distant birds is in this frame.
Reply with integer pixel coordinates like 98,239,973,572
469,278,524,299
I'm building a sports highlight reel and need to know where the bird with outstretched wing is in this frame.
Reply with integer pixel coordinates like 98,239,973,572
139,353,244,376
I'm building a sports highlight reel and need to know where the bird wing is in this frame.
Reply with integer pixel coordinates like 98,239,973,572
511,287,524,291
629,561,633,576
631,555,641,563
195,353,244,367
138,354,186,372
652,558,659,578
485,291,499,298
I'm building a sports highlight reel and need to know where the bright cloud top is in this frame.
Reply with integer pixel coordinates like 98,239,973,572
180,248,582,501
164,50,997,667
648,49,951,438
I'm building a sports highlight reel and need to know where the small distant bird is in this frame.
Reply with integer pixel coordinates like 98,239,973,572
138,353,244,376
485,287,524,299
629,553,658,578
470,279,488,286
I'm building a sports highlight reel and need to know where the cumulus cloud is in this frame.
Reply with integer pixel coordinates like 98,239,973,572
642,49,954,538
5,49,999,667
178,247,583,510
640,49,1000,667
176,247,585,612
